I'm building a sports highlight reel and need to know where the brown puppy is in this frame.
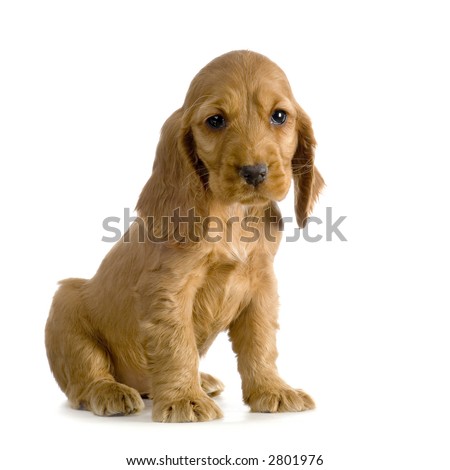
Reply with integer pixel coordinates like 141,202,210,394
45,50,324,422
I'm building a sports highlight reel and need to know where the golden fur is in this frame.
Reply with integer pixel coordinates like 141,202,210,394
45,50,324,422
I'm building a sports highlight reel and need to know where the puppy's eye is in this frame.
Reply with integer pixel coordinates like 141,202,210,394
206,114,226,129
271,110,287,125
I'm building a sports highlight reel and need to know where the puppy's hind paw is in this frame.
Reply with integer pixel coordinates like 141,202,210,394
152,394,223,423
200,372,224,397
247,387,315,413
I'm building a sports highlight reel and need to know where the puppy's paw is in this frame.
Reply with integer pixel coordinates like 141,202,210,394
152,394,223,423
246,387,315,413
88,381,145,416
200,372,224,397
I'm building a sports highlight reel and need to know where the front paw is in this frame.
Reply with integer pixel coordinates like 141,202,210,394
246,387,315,413
152,394,223,423
87,381,145,416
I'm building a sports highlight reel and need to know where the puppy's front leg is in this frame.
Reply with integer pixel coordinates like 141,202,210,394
144,288,222,423
228,277,315,413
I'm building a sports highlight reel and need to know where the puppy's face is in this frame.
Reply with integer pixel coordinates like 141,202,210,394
183,52,300,206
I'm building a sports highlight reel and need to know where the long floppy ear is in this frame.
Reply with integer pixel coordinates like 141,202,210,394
135,108,208,241
292,107,325,228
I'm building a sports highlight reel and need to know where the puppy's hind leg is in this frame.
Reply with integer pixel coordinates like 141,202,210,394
45,279,144,416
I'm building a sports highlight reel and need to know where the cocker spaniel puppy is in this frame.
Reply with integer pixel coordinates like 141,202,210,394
45,50,324,422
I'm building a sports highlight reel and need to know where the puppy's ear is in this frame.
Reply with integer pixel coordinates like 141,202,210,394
179,115,209,190
136,109,208,228
292,107,324,228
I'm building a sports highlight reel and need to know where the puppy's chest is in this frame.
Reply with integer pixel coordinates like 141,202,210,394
191,205,263,339
193,255,251,335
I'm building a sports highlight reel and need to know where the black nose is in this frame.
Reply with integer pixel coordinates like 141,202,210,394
239,164,268,187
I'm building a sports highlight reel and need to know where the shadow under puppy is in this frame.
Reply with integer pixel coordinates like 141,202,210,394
45,50,324,422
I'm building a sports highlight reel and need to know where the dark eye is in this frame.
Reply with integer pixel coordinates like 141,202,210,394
206,114,226,129
271,110,287,125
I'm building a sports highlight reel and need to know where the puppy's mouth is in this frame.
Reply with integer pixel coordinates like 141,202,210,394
238,192,270,205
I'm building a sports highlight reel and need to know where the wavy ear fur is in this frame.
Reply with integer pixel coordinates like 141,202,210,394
292,107,324,228
135,109,208,240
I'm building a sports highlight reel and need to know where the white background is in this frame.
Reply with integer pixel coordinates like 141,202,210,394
1,1,449,469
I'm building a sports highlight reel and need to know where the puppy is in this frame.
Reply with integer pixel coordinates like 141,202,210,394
45,50,324,422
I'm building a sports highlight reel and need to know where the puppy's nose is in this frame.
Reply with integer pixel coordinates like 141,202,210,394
239,164,268,187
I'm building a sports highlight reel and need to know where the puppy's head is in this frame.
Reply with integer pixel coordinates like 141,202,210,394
180,50,323,227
